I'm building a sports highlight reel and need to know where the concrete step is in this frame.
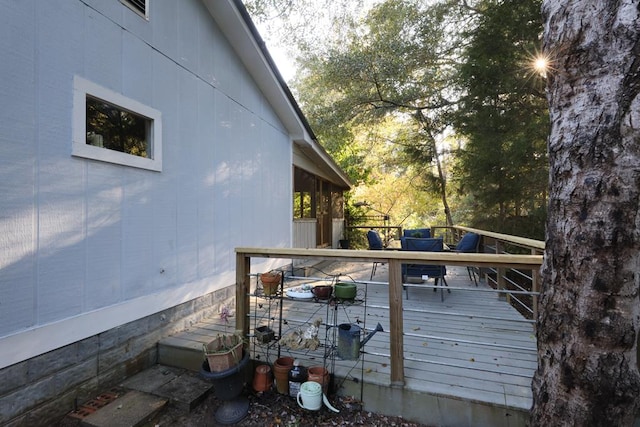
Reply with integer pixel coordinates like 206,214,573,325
78,390,167,427
291,259,336,277
61,365,213,427
120,365,212,413
158,319,229,371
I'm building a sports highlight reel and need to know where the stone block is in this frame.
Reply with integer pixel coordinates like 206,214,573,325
0,373,56,422
0,360,27,395
154,370,211,412
120,365,183,393
27,343,79,381
77,335,101,360
54,358,97,392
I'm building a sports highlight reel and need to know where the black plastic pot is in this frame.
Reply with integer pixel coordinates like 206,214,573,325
200,350,250,400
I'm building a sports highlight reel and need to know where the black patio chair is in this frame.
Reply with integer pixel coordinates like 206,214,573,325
366,229,384,280
451,232,481,286
400,237,448,301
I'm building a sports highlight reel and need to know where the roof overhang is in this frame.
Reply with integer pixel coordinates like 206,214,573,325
202,0,351,188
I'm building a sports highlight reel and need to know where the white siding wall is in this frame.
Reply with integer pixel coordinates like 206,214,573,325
332,218,345,248
293,219,317,248
0,0,293,368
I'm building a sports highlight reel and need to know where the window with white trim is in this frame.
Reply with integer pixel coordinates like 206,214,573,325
72,76,162,172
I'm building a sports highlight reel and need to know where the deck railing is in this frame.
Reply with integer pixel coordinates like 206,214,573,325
433,226,545,320
235,230,543,386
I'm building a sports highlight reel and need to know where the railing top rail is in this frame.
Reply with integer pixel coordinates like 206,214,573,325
449,225,545,251
235,247,542,269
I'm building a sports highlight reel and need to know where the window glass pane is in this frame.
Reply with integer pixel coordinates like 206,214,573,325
331,189,344,218
86,96,150,158
293,192,313,218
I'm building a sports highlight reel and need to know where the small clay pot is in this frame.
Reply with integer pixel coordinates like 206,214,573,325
307,366,330,394
273,356,294,395
261,272,282,296
311,285,332,299
252,364,273,392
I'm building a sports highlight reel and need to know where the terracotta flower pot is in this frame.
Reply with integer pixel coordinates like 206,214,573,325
203,334,243,372
307,366,330,394
260,272,282,296
273,356,294,395
252,364,273,392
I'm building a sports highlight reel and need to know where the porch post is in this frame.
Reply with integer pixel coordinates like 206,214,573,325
388,259,405,386
235,252,251,341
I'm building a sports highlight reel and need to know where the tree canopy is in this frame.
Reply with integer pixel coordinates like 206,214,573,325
453,0,548,238
246,0,549,238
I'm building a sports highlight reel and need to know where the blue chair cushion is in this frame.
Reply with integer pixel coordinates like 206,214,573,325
454,233,480,253
367,230,384,250
402,228,431,238
401,237,442,252
400,237,446,278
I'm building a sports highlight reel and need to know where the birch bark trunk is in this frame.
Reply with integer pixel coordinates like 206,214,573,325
532,1,640,425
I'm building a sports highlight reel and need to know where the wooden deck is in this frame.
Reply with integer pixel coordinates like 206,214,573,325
161,260,537,426
246,261,536,424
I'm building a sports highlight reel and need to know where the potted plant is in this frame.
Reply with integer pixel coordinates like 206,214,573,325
201,306,244,372
200,329,251,424
203,331,244,372
260,270,282,296
254,325,275,344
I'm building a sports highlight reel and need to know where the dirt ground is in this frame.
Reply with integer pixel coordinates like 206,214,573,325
153,387,432,427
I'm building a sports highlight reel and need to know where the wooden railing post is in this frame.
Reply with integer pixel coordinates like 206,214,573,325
388,259,405,386
496,241,507,301
235,252,251,342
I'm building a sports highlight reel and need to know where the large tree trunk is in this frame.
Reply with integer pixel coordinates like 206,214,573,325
531,1,640,426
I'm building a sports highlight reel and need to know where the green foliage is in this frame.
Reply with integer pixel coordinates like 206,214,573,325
86,97,148,158
294,0,459,226
246,0,549,240
452,0,548,239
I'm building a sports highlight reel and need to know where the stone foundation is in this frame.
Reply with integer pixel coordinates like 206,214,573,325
0,286,235,426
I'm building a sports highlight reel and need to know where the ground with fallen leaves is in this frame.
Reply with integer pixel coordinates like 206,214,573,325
153,387,433,427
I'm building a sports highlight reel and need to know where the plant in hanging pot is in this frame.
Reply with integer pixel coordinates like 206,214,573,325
260,270,282,296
